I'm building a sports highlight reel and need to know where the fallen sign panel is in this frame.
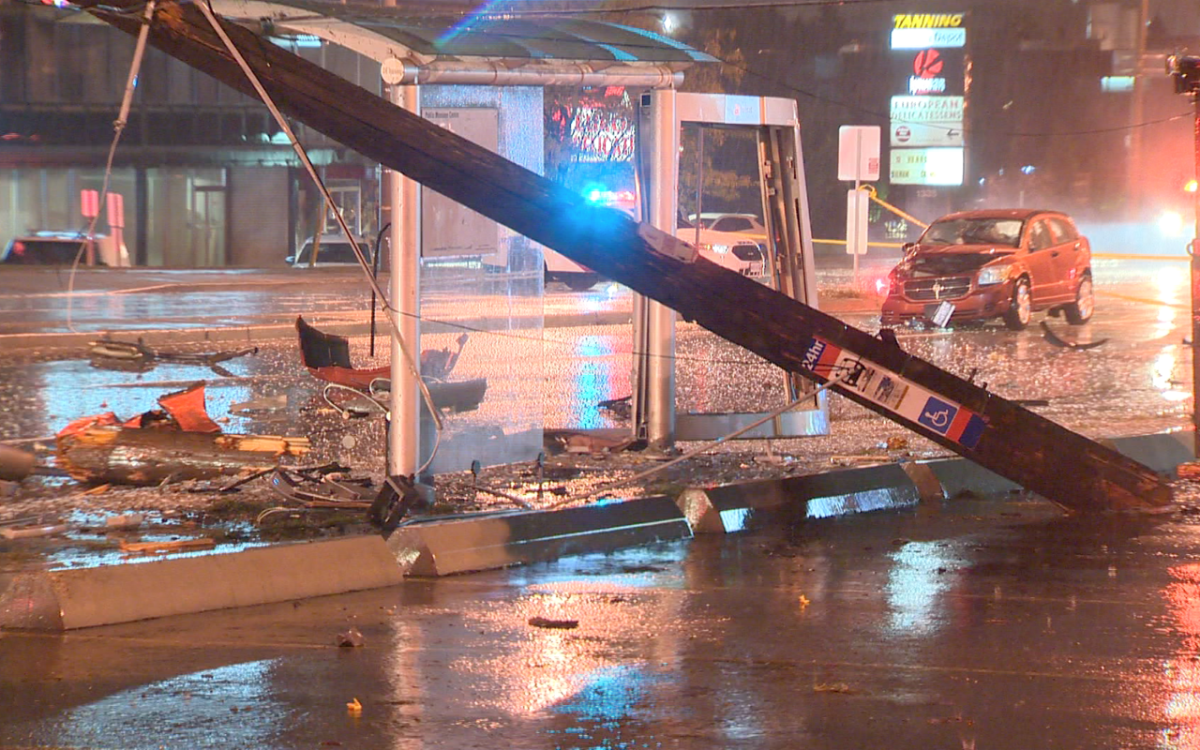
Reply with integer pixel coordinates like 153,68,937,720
79,0,1171,513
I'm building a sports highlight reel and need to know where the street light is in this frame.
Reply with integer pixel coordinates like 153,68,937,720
1166,53,1200,456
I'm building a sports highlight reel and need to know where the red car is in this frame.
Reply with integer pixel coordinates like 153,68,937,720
880,208,1093,330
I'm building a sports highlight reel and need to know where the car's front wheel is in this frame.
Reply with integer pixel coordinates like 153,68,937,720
1064,274,1094,325
1004,278,1032,330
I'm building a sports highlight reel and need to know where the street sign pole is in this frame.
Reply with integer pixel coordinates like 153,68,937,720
838,126,879,291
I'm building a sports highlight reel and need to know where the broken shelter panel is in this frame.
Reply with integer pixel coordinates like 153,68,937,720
418,86,544,473
672,123,827,438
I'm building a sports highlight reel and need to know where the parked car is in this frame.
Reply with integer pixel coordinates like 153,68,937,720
879,208,1093,330
691,212,768,240
288,234,372,268
2,231,130,267
676,215,766,277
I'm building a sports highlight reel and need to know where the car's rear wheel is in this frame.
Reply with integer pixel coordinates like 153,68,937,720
1003,278,1032,330
1064,274,1094,325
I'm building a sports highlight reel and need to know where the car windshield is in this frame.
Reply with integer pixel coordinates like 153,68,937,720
920,218,1023,248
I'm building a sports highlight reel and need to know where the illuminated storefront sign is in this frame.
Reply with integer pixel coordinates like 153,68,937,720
891,27,966,49
893,13,964,28
890,148,964,186
889,14,966,186
889,96,963,149
909,77,946,94
891,121,962,148
890,95,963,122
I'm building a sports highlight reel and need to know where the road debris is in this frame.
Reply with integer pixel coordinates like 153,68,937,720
1040,321,1108,350
296,316,487,417
336,627,365,648
0,521,69,539
598,394,632,419
0,444,35,481
88,336,258,377
105,513,144,530
268,468,373,508
230,394,287,413
56,383,309,487
528,616,579,630
367,474,432,532
544,428,639,456
119,537,216,555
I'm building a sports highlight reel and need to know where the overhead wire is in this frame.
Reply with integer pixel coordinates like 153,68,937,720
64,0,157,333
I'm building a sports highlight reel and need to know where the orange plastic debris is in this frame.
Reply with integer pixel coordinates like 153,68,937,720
56,412,120,438
158,382,221,433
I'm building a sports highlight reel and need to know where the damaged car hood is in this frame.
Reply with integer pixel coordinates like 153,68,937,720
904,245,1014,275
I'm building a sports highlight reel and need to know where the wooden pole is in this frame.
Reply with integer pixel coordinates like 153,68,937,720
79,0,1171,512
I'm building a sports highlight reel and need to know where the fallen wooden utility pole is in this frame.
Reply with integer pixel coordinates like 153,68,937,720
80,0,1171,513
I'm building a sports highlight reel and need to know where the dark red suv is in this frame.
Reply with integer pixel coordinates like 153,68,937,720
880,209,1093,330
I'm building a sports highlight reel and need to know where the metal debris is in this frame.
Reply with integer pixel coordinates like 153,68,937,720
528,616,579,630
88,337,258,377
1040,321,1107,350
118,537,216,555
336,627,365,648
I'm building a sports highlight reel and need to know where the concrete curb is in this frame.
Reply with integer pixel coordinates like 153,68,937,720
385,496,691,576
677,463,924,534
0,535,403,630
676,430,1194,535
1,431,1190,630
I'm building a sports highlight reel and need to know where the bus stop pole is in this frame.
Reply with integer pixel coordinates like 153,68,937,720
388,83,422,476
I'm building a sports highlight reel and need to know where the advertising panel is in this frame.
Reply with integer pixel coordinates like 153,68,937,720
422,108,500,258
889,96,963,147
889,148,964,186
891,27,966,49
888,13,966,187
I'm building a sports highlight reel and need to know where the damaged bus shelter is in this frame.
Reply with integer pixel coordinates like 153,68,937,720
201,0,721,480
77,0,1172,514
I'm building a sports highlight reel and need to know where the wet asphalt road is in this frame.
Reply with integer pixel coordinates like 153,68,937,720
8,496,1200,749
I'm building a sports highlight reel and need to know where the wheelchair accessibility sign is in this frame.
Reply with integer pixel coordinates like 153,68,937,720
801,334,987,450
917,395,986,449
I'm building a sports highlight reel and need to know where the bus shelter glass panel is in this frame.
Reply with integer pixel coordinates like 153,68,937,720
416,89,544,474
674,124,800,422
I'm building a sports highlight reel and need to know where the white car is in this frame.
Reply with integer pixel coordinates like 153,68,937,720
676,216,765,276
288,233,372,268
690,212,768,240
2,231,131,267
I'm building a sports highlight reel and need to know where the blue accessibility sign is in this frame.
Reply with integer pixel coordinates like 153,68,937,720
917,396,957,435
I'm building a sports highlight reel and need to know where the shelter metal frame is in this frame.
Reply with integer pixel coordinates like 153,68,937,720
632,90,828,448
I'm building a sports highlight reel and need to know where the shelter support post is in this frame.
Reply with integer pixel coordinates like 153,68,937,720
632,89,678,451
388,83,421,476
